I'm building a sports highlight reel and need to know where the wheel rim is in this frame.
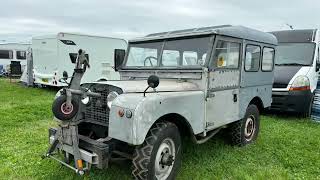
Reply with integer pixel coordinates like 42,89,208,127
155,138,175,180
244,115,255,141
60,102,73,115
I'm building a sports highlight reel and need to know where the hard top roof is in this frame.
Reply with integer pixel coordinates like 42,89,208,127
270,29,318,43
130,25,277,45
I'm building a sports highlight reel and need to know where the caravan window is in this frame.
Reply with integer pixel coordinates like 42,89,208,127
0,50,13,59
245,45,261,71
16,51,26,60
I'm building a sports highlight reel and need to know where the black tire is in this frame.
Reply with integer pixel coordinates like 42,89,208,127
228,104,260,146
132,122,181,180
52,95,79,121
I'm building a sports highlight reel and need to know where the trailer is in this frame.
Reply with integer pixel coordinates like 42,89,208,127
0,43,30,75
32,32,127,87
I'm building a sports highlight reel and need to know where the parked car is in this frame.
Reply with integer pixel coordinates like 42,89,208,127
32,32,127,87
270,29,320,117
45,25,277,179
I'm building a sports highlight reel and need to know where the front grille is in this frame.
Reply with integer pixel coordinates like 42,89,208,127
273,83,288,88
83,84,123,126
85,86,110,126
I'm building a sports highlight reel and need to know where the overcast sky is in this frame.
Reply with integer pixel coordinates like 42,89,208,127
1,0,319,43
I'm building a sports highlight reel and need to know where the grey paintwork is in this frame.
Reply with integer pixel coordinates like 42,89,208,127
109,91,205,145
89,25,277,145
95,80,200,93
131,25,277,45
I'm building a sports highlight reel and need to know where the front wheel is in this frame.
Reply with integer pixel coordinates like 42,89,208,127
228,104,260,146
132,122,181,180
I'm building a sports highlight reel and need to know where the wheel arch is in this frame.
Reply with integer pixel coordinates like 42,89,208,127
249,96,264,112
147,113,195,139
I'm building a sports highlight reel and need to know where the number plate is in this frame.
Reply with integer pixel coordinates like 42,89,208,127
42,78,48,83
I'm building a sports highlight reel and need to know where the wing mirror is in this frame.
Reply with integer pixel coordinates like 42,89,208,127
144,75,160,97
147,75,159,88
114,49,126,71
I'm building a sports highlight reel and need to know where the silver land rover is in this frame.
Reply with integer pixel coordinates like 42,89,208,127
45,25,277,180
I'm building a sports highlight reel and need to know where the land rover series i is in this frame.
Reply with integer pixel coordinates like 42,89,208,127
45,25,277,179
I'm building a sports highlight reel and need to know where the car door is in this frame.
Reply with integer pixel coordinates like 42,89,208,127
205,36,242,130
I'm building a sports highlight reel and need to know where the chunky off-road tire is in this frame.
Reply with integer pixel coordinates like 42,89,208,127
132,122,181,180
52,95,79,121
228,104,260,146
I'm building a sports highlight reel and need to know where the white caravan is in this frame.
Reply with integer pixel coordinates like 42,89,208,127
0,43,30,75
270,29,320,117
32,32,127,86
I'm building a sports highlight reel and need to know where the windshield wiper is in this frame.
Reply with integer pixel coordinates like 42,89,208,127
275,63,309,66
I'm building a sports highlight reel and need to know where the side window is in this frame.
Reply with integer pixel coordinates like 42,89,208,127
162,50,180,66
0,50,13,59
16,51,26,60
245,45,261,71
213,40,240,68
262,47,275,71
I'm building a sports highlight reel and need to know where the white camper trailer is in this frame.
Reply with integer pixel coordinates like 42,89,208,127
32,32,127,86
0,43,30,75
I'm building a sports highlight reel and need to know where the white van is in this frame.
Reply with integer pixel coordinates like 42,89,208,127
270,29,320,117
32,32,127,86
0,43,30,75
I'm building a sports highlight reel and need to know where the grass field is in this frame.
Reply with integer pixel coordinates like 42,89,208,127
1,78,320,180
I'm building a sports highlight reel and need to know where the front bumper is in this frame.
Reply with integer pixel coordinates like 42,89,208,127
270,90,313,113
48,128,111,169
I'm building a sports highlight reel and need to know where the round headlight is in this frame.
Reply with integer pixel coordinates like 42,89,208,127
107,91,119,108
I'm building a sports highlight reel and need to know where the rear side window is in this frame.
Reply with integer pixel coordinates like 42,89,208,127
16,51,26,60
213,40,241,69
245,45,261,71
0,50,13,59
262,47,275,71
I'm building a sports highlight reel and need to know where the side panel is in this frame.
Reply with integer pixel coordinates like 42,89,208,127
239,40,275,115
239,85,272,118
32,38,58,74
109,91,205,145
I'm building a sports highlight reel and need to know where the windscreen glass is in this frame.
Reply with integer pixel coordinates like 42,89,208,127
125,36,211,67
275,43,315,66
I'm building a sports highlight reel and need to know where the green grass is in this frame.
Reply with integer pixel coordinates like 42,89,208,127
1,78,320,179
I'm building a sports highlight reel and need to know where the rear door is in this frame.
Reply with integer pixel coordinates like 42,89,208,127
205,36,242,129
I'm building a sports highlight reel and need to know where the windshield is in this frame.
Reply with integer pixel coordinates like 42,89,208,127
125,36,212,68
275,43,315,66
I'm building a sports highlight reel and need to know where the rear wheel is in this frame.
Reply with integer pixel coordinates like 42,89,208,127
228,104,260,146
132,122,181,180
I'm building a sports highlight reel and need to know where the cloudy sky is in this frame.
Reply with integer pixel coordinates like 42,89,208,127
1,0,319,43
